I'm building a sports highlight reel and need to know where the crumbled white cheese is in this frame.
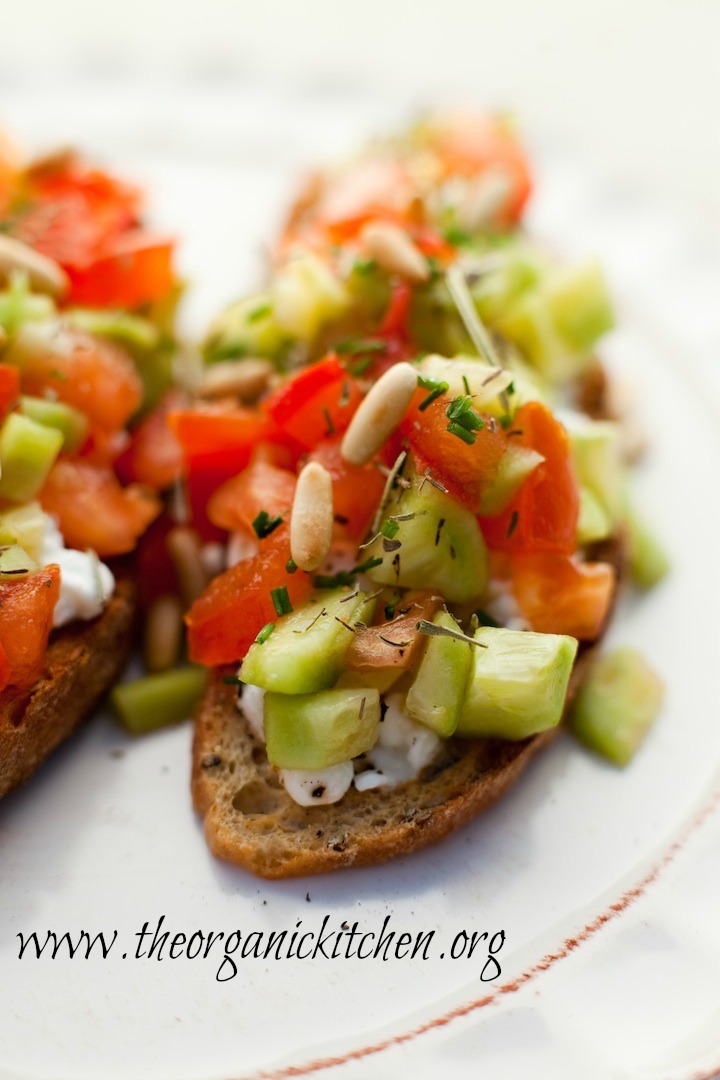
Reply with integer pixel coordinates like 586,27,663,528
484,577,529,632
40,515,115,628
226,530,259,567
353,768,391,792
362,692,441,786
238,682,266,742
280,761,355,807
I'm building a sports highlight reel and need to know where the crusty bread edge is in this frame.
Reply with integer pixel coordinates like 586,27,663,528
0,577,137,799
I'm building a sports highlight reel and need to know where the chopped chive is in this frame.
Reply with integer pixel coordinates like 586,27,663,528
252,509,283,539
384,603,396,620
380,519,400,539
336,337,386,355
285,557,297,574
462,374,471,395
447,421,478,445
255,622,276,644
499,414,513,430
417,374,449,411
506,511,519,539
246,301,272,323
270,586,293,616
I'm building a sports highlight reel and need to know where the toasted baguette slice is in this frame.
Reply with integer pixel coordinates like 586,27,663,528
194,531,626,879
0,577,136,799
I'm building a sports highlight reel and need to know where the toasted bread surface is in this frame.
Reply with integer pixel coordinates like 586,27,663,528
0,577,136,799
192,527,624,880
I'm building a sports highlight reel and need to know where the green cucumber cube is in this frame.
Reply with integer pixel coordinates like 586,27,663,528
577,486,613,545
457,626,578,740
570,419,624,523
265,686,380,770
365,461,488,604
0,412,63,503
0,543,38,580
479,443,544,516
570,647,664,766
0,501,48,562
405,610,472,737
626,506,670,589
21,395,89,454
240,588,376,695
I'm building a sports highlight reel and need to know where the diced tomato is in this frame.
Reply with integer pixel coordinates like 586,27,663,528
430,113,532,226
0,363,20,421
0,640,11,694
39,459,160,556
169,404,269,465
66,231,175,309
378,280,412,338
510,553,615,641
0,565,60,689
346,591,443,673
116,391,185,491
400,389,508,512
18,328,142,435
307,436,386,541
186,533,312,666
208,461,296,535
479,402,579,555
13,158,175,309
169,405,273,541
263,354,363,450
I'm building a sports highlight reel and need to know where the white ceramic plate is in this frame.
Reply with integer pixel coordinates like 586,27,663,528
1,88,719,1080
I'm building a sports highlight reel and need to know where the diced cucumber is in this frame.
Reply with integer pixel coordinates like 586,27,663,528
265,686,380,770
336,668,402,694
111,667,208,735
569,419,624,523
569,647,664,766
0,501,47,562
64,308,160,351
272,253,349,341
471,246,546,325
203,292,290,363
0,271,55,335
497,262,614,383
414,354,514,415
0,543,38,580
365,460,489,604
20,395,89,454
479,443,544,516
545,262,614,356
457,626,578,740
240,588,377,695
0,413,63,502
577,486,613,545
626,505,670,589
405,610,472,736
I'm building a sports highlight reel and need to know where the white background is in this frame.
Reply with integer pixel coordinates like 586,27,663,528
1,4,720,1079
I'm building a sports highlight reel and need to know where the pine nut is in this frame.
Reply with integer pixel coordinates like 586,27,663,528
0,235,69,297
166,526,209,606
198,357,274,402
341,362,418,466
290,461,333,572
144,594,184,673
361,221,429,284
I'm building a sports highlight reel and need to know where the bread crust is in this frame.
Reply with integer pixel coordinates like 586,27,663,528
0,577,137,799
